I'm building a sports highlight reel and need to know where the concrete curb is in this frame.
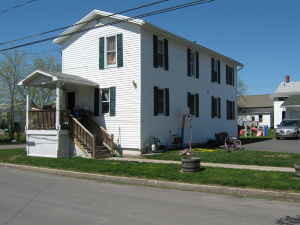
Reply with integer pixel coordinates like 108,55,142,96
108,157,295,173
1,162,300,202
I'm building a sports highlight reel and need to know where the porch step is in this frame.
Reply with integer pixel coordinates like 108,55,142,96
95,145,112,159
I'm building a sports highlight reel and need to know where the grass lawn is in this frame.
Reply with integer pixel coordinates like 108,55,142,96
0,149,300,192
144,149,300,168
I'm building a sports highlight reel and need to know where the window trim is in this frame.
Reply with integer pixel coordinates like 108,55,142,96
104,34,118,68
101,88,110,114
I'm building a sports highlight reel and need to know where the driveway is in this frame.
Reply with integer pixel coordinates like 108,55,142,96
0,167,300,225
244,138,300,153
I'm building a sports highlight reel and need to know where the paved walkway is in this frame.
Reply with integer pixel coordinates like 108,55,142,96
0,144,25,150
108,157,294,173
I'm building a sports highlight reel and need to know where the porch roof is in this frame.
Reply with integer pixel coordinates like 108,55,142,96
18,70,98,88
281,95,300,108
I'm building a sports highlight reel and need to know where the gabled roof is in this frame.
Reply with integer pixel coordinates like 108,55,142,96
281,95,300,108
53,9,243,67
273,81,300,98
18,70,98,88
238,94,273,108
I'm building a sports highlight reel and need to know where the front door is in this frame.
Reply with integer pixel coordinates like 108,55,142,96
67,92,75,112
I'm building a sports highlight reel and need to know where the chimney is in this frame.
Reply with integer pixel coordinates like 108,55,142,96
285,75,290,83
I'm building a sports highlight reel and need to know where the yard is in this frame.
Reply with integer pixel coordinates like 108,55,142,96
0,149,300,192
144,148,300,167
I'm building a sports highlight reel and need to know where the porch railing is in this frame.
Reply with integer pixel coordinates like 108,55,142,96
28,110,69,130
69,116,96,157
100,126,118,155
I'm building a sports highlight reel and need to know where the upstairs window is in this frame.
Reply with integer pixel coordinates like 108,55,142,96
187,92,199,117
106,35,117,66
187,49,199,78
211,96,221,118
211,58,220,84
99,34,123,69
153,35,169,70
226,100,235,120
226,65,235,86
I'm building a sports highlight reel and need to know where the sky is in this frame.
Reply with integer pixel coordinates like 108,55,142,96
1,0,299,95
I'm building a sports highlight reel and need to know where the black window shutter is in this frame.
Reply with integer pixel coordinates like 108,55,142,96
218,97,221,118
153,35,158,68
211,58,215,82
232,101,235,119
187,48,191,76
109,87,116,116
196,51,199,79
99,37,105,70
117,34,123,67
226,100,230,120
154,86,158,116
196,94,199,117
94,88,100,116
165,88,169,116
164,39,169,71
211,96,214,118
217,60,221,84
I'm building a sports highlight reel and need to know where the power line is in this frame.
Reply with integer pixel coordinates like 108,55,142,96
0,0,173,46
0,0,215,52
0,0,40,16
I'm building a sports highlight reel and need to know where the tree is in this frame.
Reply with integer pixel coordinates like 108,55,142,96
237,78,247,97
0,50,27,139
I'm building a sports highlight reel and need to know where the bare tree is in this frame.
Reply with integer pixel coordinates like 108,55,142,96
237,78,247,97
0,50,27,139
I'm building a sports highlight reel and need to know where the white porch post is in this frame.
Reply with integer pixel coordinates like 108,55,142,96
26,93,30,130
56,83,62,130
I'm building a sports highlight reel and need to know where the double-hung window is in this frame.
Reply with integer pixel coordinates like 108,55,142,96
187,92,199,117
101,88,110,114
211,58,220,83
153,35,169,70
211,96,221,118
226,65,235,86
187,49,199,78
226,100,235,120
157,39,164,68
154,86,170,116
106,35,117,67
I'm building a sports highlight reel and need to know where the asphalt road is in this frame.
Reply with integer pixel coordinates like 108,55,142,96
0,167,300,225
244,138,300,153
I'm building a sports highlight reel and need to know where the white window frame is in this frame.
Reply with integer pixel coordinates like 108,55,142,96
157,88,165,114
157,38,165,68
104,35,118,68
101,88,110,114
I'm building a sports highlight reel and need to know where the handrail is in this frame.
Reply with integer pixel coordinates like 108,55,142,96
69,116,96,158
100,126,118,155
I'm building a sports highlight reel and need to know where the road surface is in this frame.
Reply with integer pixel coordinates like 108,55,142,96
0,167,299,225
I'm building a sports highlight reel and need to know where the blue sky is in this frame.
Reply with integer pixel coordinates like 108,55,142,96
1,0,299,95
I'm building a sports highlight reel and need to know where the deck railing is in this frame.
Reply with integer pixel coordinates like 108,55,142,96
28,110,69,130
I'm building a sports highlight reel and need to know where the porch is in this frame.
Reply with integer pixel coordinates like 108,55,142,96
18,70,119,158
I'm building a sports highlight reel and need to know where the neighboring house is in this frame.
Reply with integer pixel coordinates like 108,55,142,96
273,76,300,127
238,94,273,128
18,10,243,158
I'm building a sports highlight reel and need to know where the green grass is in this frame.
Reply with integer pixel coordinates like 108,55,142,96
0,149,300,192
144,149,300,168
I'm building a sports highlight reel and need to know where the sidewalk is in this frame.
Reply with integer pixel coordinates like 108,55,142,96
108,157,294,173
0,144,25,150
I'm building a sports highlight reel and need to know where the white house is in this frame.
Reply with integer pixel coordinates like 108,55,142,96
273,76,300,127
19,10,243,158
238,94,273,128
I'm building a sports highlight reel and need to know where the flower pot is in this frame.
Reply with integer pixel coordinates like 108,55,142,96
181,157,201,172
295,164,300,177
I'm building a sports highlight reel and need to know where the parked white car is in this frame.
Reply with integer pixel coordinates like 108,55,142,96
275,120,300,139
